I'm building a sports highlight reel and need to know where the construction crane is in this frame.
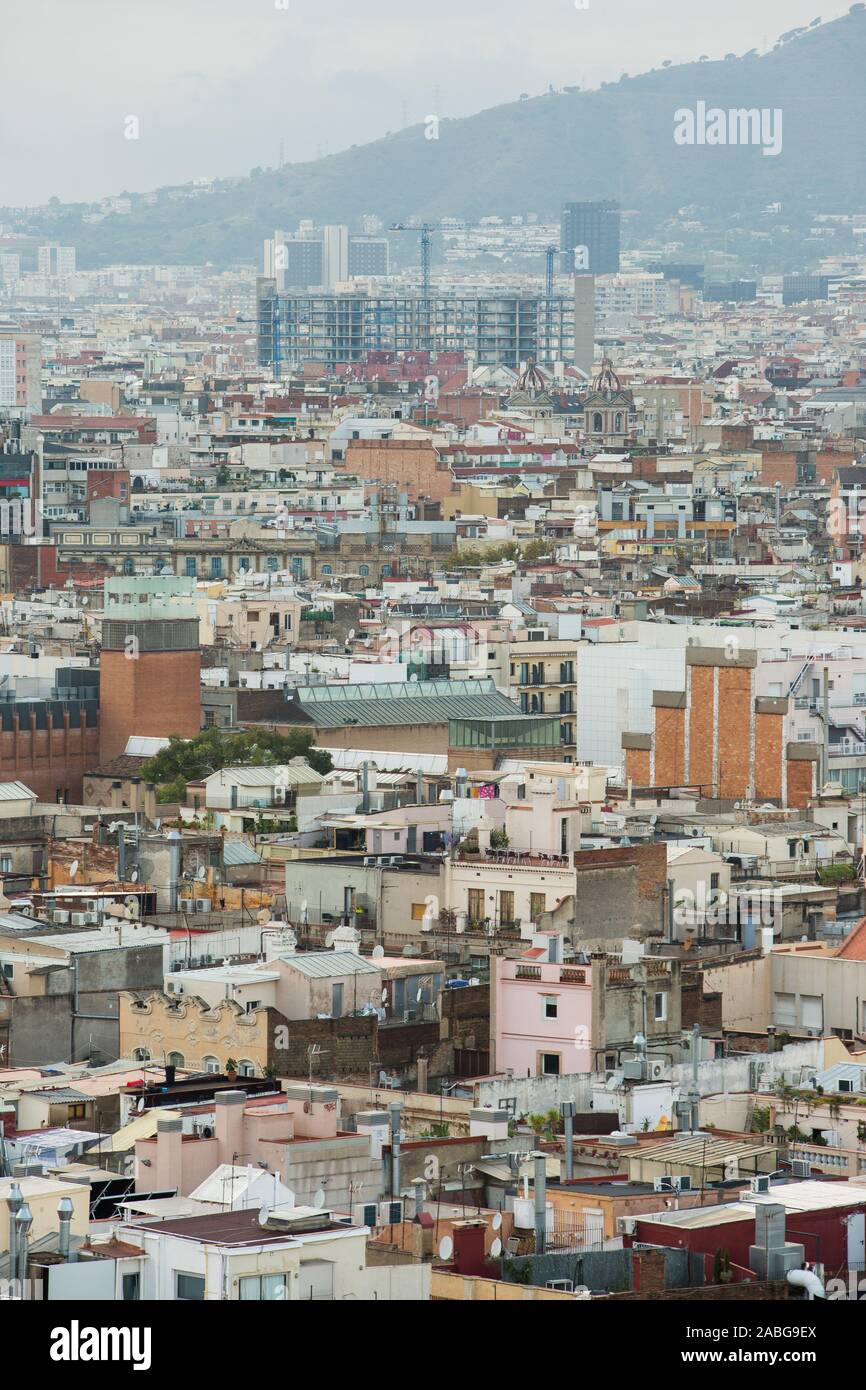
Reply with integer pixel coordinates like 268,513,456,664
545,245,557,298
390,222,438,300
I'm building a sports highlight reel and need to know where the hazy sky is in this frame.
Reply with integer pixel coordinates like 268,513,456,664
0,0,847,205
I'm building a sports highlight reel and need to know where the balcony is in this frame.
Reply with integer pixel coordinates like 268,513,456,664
559,968,587,985
515,965,541,980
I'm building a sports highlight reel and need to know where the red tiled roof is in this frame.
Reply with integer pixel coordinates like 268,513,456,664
835,916,866,960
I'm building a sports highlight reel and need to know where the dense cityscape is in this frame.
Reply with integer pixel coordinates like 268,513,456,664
2,0,866,1357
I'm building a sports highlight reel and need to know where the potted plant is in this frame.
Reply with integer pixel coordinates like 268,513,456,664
225,1058,239,1080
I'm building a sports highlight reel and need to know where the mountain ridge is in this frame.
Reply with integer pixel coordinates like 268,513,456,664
13,7,866,268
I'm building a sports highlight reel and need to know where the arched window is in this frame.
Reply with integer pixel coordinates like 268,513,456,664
167,1051,185,1068
614,412,623,432
238,1060,256,1078
201,1055,220,1074
322,564,332,575
133,1047,151,1062
593,412,603,432
122,557,135,576
359,565,369,577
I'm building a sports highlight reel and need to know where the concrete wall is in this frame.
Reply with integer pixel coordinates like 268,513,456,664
10,943,165,1067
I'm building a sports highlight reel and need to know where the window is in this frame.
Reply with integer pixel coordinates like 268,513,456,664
467,888,485,923
185,556,197,577
0,963,13,981
238,1060,256,1077
540,1052,561,1076
0,855,11,874
202,1055,220,1074
210,557,223,579
359,565,369,577
321,564,332,575
530,892,546,921
239,1273,287,1301
411,902,429,921
654,992,667,1022
710,872,720,892
176,1272,205,1301
166,1052,184,1067
133,1047,151,1062
839,1078,853,1094
543,995,558,1020
266,556,279,572
122,1272,140,1301
498,890,515,925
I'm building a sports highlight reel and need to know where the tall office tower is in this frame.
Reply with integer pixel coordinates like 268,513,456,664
561,201,620,276
573,274,596,379
37,244,76,277
348,237,390,278
99,576,201,764
0,255,20,285
0,331,41,409
322,225,350,288
264,231,287,290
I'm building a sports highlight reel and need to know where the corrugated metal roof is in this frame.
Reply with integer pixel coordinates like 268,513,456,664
0,780,36,800
284,950,379,978
207,763,323,788
124,736,171,757
222,840,263,867
294,678,531,729
102,1108,183,1153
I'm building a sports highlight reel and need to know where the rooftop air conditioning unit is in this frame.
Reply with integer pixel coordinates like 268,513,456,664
751,1175,771,1194
83,912,99,925
363,857,375,867
52,910,70,924
178,898,196,912
791,1159,811,1178
653,1176,674,1193
671,1175,692,1192
195,899,209,912
71,913,88,926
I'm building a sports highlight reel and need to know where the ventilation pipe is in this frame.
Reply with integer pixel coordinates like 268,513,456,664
7,1181,22,1281
533,1154,547,1256
361,762,371,815
57,1196,74,1261
389,1103,403,1199
168,830,182,912
117,824,126,882
561,1102,575,1181
14,1201,32,1283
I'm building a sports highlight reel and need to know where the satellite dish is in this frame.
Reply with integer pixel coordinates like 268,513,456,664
314,1188,326,1209
257,908,271,925
81,596,89,606
372,945,385,960
492,1211,502,1231
69,859,79,880
154,819,161,831
129,867,140,882
197,866,207,881
258,1207,272,1228
438,1236,453,1261
324,930,335,948
347,628,356,641
491,1238,502,1258
381,988,388,1003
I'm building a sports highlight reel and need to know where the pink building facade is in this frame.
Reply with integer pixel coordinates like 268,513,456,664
491,946,592,1079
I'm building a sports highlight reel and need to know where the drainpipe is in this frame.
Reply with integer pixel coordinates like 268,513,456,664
15,1202,32,1284
561,1102,575,1181
822,667,830,791
533,1154,547,1255
7,1181,22,1280
389,1103,403,1199
117,824,126,882
57,1196,74,1261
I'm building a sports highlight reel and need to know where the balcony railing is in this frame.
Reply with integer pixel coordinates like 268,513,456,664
515,965,541,980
